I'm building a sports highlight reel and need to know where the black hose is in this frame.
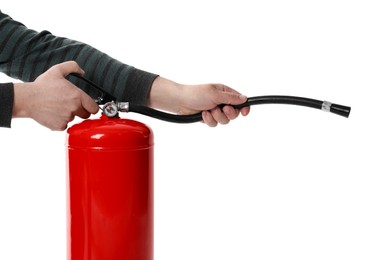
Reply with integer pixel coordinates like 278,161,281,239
128,96,351,123
68,74,351,123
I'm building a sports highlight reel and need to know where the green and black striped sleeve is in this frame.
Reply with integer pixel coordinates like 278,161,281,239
0,10,158,127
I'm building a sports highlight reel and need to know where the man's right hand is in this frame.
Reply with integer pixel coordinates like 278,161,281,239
13,61,99,131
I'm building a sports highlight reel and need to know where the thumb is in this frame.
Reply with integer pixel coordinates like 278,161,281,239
213,85,247,105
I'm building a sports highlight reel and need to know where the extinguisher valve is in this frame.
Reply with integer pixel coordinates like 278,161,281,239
102,101,129,117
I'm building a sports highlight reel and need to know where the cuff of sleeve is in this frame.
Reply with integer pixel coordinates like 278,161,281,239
122,68,159,106
0,83,14,128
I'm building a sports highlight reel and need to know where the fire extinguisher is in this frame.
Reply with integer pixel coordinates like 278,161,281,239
65,74,351,260
66,112,153,260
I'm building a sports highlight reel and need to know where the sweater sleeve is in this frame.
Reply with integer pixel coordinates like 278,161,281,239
0,10,158,114
0,83,14,127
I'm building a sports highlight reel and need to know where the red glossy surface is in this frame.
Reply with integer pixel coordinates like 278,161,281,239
66,114,153,260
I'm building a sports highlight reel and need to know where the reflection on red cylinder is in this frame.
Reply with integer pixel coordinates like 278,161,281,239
66,114,153,260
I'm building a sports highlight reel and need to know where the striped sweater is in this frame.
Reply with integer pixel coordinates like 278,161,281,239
0,10,158,127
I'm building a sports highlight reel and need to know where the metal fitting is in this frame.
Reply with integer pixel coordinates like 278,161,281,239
321,101,332,112
102,102,130,117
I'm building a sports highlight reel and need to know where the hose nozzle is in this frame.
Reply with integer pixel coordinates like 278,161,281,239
321,100,351,118
330,103,351,118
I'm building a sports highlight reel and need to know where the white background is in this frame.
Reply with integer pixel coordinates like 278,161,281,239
0,1,389,259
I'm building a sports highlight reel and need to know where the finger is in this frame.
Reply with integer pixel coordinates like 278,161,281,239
52,124,68,131
67,104,90,121
222,105,240,120
80,91,100,114
240,106,251,116
210,107,229,125
202,111,218,127
74,107,91,119
51,120,68,131
52,61,85,76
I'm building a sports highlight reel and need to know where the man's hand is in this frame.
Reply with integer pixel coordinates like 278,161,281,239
148,76,250,127
13,61,99,130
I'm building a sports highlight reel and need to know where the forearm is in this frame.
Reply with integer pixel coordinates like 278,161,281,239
148,76,185,114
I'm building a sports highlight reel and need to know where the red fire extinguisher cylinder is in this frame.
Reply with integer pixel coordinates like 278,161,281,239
66,114,154,260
